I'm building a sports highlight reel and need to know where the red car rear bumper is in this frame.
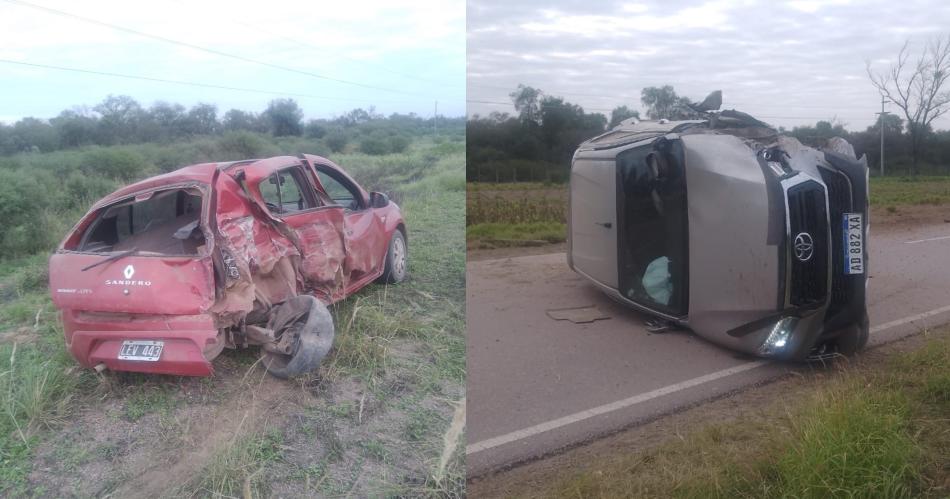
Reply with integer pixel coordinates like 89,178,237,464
62,310,220,376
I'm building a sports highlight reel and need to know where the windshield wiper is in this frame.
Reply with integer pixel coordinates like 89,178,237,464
81,248,138,272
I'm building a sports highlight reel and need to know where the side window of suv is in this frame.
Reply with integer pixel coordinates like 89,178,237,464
260,167,318,214
316,169,363,211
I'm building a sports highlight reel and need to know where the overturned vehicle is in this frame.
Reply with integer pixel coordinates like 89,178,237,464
568,110,869,361
49,155,407,378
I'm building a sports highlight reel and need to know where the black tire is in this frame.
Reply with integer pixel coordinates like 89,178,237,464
377,229,408,284
260,295,335,379
835,311,870,356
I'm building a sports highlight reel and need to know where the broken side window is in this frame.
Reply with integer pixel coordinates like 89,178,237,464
77,187,206,255
315,169,362,211
260,168,319,215
616,140,689,316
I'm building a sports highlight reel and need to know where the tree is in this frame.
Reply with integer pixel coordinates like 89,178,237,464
11,117,59,152
641,86,687,120
510,84,543,124
609,106,640,128
263,99,304,136
183,103,218,136
867,35,950,174
222,109,265,132
51,108,98,148
145,101,186,141
94,95,144,144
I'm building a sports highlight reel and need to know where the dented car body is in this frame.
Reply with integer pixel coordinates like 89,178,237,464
568,111,869,361
49,154,407,377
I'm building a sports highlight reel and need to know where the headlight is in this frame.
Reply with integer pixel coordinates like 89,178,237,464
759,317,799,355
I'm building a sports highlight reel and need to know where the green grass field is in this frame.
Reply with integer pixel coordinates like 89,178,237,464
0,135,466,497
869,176,950,209
466,182,567,248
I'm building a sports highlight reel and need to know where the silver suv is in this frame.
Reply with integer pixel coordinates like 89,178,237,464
568,111,869,361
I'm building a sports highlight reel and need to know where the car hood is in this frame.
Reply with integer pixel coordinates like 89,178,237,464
681,133,783,349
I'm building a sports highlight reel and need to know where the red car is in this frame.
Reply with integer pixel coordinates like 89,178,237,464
49,154,407,378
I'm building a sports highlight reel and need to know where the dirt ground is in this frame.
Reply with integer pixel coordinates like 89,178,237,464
467,327,950,498
871,203,950,229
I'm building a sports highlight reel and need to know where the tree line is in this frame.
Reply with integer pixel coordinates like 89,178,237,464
469,35,950,182
468,83,950,184
0,96,461,156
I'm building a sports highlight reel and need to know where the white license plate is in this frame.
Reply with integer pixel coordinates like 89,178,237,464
843,213,864,275
118,340,164,361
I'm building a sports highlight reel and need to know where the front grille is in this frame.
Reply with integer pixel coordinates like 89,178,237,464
818,167,853,315
786,179,828,307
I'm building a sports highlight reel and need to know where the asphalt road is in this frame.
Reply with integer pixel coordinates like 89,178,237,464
466,222,950,476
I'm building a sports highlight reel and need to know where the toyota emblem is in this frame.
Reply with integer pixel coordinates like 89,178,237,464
794,232,814,262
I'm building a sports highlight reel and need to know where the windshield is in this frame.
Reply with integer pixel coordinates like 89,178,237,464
77,187,206,255
616,139,689,316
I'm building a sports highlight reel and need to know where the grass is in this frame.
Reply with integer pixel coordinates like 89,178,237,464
870,176,950,211
467,222,567,247
183,428,286,498
467,182,568,248
537,332,950,499
0,257,89,494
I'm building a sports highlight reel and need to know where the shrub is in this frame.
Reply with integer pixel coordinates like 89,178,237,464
360,136,390,155
326,130,349,153
79,148,150,180
217,131,269,159
388,134,411,154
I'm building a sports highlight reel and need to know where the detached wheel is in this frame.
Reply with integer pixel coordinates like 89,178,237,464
835,311,870,356
260,295,335,379
377,230,408,284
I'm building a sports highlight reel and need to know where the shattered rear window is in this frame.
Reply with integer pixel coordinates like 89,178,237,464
77,187,206,255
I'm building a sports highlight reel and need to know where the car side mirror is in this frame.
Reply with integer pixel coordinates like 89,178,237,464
369,191,390,208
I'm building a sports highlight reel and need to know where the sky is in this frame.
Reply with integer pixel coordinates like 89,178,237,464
467,0,950,131
0,0,465,124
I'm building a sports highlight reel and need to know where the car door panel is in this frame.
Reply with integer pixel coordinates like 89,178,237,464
236,157,348,299
312,164,388,282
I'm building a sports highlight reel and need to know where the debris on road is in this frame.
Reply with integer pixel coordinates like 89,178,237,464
546,305,611,324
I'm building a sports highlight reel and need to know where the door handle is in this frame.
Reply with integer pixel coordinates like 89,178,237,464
595,222,612,229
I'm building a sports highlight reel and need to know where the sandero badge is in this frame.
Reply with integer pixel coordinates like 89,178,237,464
567,102,870,361
49,154,408,377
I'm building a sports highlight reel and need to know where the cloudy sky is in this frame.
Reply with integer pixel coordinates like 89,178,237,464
0,0,464,123
468,0,950,131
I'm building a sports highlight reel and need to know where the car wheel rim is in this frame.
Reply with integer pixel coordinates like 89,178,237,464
393,236,406,278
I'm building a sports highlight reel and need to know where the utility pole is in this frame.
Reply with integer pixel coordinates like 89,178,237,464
875,95,889,177
434,100,438,136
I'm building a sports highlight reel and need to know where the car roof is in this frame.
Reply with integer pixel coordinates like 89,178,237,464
94,155,343,208
579,119,707,151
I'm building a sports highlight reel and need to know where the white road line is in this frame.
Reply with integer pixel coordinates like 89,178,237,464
467,304,950,456
870,304,950,333
905,235,950,244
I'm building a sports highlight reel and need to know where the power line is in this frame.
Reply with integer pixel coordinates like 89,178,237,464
0,58,418,105
2,0,431,97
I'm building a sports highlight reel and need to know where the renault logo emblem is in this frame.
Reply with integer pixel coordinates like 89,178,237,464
794,232,814,262
123,265,135,279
